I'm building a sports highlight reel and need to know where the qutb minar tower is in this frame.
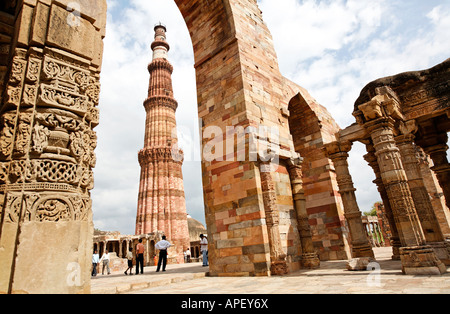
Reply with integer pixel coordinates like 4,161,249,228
136,24,190,263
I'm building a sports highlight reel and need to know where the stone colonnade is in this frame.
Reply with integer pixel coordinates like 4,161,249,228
326,65,450,275
362,216,385,247
93,233,160,267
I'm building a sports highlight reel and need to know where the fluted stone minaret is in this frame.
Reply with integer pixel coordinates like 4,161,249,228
136,24,189,263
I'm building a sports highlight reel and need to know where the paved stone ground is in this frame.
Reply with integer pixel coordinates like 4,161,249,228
91,248,450,294
91,262,208,294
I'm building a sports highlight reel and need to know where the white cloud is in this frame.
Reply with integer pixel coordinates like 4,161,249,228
259,0,450,124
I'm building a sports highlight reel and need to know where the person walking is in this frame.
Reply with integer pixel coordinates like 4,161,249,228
124,247,134,275
200,234,208,267
136,239,145,275
155,235,171,272
92,250,100,277
100,249,111,275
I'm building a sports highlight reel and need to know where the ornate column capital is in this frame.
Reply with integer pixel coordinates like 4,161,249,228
357,86,404,124
398,120,418,137
324,140,352,161
286,155,304,169
286,156,304,188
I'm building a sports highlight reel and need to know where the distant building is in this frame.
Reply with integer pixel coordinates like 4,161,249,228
93,214,206,268
187,214,207,260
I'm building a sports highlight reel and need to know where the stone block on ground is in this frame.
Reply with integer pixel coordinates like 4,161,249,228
346,257,377,271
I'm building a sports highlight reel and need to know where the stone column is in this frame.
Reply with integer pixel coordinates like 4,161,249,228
286,158,320,269
101,241,106,257
396,132,450,265
119,241,123,258
358,92,446,275
145,237,151,266
416,133,450,212
372,223,379,246
376,223,385,246
415,146,450,237
259,162,288,275
324,141,375,258
364,144,402,259
362,221,369,239
373,222,381,247
0,1,107,293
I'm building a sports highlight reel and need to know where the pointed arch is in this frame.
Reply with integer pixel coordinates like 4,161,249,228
287,89,351,261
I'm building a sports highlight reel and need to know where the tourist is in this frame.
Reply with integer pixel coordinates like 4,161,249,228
200,234,208,267
136,238,145,275
124,247,134,275
92,250,100,277
185,248,191,263
155,235,171,272
99,249,111,275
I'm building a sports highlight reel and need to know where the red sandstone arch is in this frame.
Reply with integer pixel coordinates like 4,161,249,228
172,0,305,276
287,88,351,260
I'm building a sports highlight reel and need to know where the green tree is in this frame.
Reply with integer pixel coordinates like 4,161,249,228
364,202,381,217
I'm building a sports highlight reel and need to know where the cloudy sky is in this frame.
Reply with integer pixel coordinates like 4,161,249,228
92,0,450,235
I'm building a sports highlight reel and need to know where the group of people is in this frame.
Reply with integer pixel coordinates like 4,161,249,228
91,249,111,276
91,234,209,277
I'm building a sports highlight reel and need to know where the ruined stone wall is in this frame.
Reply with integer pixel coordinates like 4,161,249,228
176,0,351,273
176,0,305,275
285,81,351,261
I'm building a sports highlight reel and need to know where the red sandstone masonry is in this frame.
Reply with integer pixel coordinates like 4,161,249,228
175,0,352,275
136,25,189,263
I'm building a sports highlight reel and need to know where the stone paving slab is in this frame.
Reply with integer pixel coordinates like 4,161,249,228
91,248,450,294
91,262,208,294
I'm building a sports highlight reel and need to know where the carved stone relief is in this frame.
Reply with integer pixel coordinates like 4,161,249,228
3,192,90,223
0,112,16,159
0,46,100,227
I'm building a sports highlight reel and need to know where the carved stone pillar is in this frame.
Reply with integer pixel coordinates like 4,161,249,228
375,223,384,246
286,158,320,269
324,141,375,258
358,90,446,275
413,119,450,215
259,162,288,275
364,145,402,259
396,133,450,265
119,241,123,258
415,146,450,237
0,1,107,293
416,133,450,212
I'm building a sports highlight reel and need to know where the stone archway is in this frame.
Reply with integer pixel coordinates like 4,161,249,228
287,91,352,261
0,0,352,293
